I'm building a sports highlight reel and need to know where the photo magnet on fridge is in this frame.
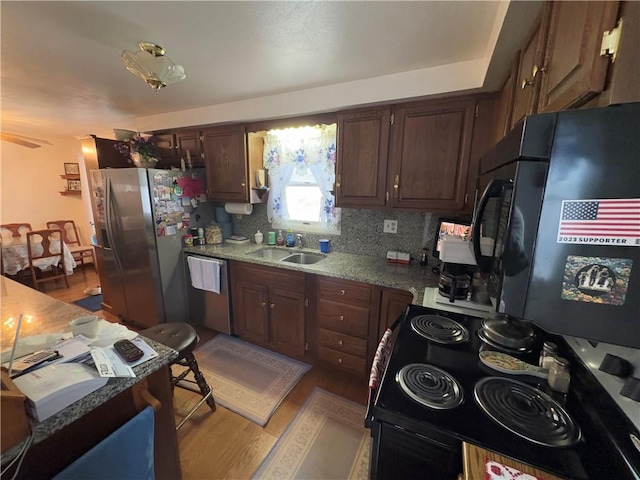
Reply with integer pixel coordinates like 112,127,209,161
561,255,632,306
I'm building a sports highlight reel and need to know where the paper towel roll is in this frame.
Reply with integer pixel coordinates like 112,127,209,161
224,203,253,215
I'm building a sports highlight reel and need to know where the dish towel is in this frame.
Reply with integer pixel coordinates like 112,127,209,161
187,256,221,294
54,406,155,480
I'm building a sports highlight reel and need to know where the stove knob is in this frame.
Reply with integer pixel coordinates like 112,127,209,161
599,354,633,377
620,377,640,402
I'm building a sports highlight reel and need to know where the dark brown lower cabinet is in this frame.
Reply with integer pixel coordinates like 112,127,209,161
378,288,414,339
231,261,306,359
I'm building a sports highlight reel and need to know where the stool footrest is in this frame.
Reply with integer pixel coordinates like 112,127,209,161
176,390,215,430
140,323,217,429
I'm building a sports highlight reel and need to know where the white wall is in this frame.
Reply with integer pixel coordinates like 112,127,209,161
0,136,94,244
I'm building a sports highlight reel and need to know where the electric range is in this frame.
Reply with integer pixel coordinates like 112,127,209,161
368,304,640,480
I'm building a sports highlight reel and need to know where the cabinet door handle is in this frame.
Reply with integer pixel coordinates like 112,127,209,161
393,175,400,199
335,174,341,189
270,303,275,309
340,289,345,295
532,64,546,78
338,340,343,346
241,182,246,187
261,302,266,307
521,77,534,89
338,358,343,364
339,315,344,321
522,64,547,89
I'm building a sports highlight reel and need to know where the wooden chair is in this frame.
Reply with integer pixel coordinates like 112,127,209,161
26,229,69,290
0,223,32,244
46,220,95,270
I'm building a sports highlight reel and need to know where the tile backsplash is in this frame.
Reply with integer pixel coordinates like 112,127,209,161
224,203,450,263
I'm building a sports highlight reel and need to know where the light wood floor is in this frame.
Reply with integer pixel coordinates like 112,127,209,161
41,264,369,480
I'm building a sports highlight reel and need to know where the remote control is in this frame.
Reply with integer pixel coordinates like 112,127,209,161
113,339,144,363
10,348,60,375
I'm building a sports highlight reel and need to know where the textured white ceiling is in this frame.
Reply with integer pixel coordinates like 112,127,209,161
0,1,536,138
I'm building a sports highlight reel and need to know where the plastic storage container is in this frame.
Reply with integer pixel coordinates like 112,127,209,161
205,226,223,244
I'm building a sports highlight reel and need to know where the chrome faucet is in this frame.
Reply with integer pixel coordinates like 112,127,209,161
295,233,303,249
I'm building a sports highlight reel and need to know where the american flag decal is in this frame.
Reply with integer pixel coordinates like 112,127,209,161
557,198,640,246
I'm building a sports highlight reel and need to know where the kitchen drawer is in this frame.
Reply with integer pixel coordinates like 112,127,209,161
234,261,305,293
318,300,369,338
318,346,367,375
318,328,367,358
318,277,371,307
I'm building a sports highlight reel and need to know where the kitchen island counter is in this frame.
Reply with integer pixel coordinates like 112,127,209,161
184,243,440,302
0,277,181,479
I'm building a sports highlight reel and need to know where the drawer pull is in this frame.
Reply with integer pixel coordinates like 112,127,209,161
261,302,266,307
339,315,344,321
270,303,275,309
340,289,345,295
338,358,343,363
338,340,343,346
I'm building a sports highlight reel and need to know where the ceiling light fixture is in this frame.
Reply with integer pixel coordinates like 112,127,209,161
120,42,186,92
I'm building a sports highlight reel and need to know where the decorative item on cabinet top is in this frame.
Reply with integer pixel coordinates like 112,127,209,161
114,134,159,168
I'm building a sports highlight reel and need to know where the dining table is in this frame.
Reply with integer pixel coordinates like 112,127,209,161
1,241,77,276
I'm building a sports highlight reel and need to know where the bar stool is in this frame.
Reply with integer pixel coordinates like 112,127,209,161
140,323,216,430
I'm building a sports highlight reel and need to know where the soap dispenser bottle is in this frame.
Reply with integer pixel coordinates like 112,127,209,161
286,229,295,247
276,230,285,246
254,230,264,244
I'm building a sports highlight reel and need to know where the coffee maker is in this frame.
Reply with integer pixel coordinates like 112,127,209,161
437,236,491,306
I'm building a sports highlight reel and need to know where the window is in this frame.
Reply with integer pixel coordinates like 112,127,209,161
263,124,341,234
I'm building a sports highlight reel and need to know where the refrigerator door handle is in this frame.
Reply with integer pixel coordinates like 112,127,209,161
105,176,124,273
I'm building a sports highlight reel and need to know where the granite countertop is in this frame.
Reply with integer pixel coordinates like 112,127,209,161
0,277,179,464
184,243,440,303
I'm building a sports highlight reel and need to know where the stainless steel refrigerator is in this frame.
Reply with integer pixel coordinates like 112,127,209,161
89,168,206,328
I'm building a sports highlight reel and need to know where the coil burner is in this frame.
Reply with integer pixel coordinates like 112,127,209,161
410,315,469,344
396,363,464,410
474,377,580,447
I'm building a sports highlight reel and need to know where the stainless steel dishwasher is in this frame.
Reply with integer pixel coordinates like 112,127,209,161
184,254,232,334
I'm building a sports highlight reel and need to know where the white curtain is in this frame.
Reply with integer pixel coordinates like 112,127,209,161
263,124,340,229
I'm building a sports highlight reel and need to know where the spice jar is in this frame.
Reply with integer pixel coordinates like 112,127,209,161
548,356,571,393
183,234,194,247
539,341,558,369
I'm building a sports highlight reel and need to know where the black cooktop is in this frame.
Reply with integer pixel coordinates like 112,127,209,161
372,304,640,480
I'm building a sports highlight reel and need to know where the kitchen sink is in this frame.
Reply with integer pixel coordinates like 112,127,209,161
247,248,293,261
280,252,326,265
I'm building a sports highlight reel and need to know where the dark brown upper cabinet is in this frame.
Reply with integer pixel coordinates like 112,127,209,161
511,6,550,126
154,133,177,169
387,98,476,211
176,129,204,167
336,108,390,208
202,125,249,202
336,98,476,212
490,57,519,147
537,1,620,112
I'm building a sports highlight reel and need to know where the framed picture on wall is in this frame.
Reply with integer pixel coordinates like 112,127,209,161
67,179,81,191
64,162,80,175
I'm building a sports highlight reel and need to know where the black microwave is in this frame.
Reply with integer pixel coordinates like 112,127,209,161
472,103,640,349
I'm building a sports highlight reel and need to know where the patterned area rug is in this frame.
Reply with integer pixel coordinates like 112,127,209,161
195,334,311,426
252,387,370,480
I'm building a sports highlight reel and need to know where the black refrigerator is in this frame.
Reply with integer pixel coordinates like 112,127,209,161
473,102,640,348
